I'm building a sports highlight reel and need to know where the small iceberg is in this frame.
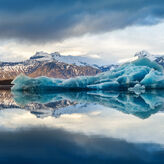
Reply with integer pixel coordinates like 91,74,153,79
128,84,145,94
11,57,164,92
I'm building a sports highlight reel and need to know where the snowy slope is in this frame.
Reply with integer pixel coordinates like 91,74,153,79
134,50,164,69
29,51,115,71
135,50,164,65
30,51,101,66
0,52,103,80
0,51,116,80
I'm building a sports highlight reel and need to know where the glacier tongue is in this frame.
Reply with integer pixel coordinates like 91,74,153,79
11,57,164,92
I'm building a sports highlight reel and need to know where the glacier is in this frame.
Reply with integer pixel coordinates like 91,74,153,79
11,57,164,92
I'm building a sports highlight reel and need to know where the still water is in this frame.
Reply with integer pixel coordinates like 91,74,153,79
0,90,164,163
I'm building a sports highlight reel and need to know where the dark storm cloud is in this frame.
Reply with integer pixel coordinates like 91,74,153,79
0,0,164,42
0,127,163,164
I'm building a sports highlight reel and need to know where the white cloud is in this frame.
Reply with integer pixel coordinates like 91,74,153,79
0,22,164,63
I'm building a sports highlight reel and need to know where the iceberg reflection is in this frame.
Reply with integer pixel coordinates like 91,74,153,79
12,90,164,119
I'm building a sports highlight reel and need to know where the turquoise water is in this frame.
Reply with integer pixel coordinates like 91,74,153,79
0,90,164,163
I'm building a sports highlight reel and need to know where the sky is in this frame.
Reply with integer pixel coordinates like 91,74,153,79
0,0,164,63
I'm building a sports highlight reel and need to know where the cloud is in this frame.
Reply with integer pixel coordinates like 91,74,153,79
0,0,164,42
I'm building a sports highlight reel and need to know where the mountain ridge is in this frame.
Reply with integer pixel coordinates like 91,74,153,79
0,50,164,85
0,51,105,83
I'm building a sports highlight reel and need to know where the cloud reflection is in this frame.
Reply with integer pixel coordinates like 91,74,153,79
0,127,163,164
1,90,164,146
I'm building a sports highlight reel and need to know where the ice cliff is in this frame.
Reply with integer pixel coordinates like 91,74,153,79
11,57,164,93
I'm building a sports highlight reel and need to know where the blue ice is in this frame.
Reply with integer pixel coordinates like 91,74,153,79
11,57,164,92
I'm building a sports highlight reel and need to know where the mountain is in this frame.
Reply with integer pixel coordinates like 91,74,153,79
29,61,100,79
1,50,164,85
0,60,41,81
30,51,115,71
134,50,164,67
0,51,109,83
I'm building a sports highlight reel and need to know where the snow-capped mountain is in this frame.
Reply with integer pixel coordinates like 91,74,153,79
134,50,164,67
0,51,108,82
0,60,42,80
30,51,93,65
1,50,164,84
30,51,114,71
134,50,152,58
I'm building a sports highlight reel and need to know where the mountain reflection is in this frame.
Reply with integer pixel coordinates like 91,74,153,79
6,90,163,119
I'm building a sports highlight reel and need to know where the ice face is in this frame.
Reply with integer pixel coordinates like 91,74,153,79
11,57,164,92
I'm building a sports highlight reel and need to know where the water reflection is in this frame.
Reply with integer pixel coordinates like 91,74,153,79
0,90,164,163
10,90,164,119
0,127,163,164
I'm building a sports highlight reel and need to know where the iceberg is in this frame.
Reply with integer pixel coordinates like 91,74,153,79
11,57,164,92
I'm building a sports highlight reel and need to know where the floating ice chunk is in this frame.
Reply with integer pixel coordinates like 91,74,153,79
11,74,64,92
11,57,164,92
128,84,145,94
